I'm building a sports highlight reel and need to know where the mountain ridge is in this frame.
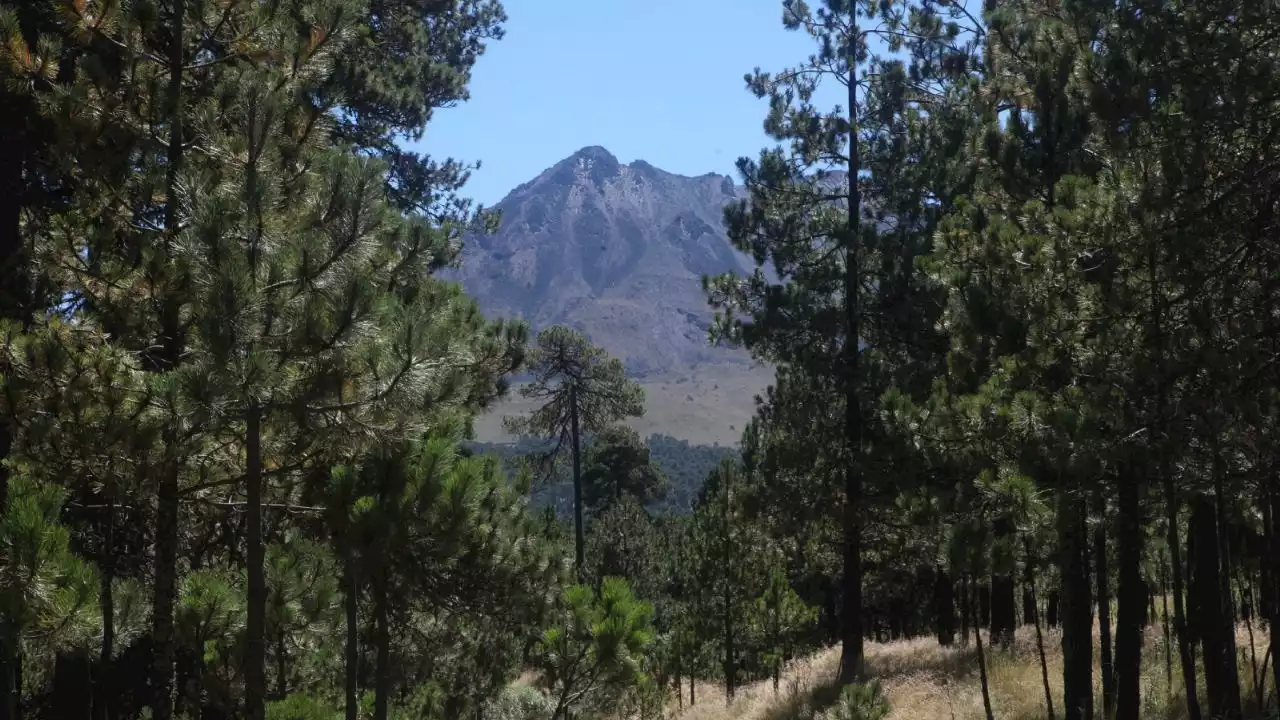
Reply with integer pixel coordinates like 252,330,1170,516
450,146,762,378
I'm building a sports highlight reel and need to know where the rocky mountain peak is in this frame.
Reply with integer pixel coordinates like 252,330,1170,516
451,148,755,378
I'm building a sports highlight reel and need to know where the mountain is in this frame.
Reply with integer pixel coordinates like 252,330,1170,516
451,146,760,378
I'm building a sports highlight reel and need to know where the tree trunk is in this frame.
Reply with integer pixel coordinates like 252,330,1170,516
52,652,93,720
979,584,991,629
150,0,188,715
1094,493,1115,719
838,3,865,686
675,657,682,710
0,74,29,720
276,629,287,700
991,517,1016,648
1059,491,1093,720
344,550,359,720
1268,482,1280,710
723,465,735,703
373,567,390,720
151,461,180,720
245,402,266,720
971,583,995,720
1262,486,1275,627
1025,537,1055,720
959,574,971,647
1163,480,1200,720
1047,590,1060,629
93,497,116,720
570,387,584,577
1160,552,1172,692
1191,496,1242,720
935,565,955,646
1114,475,1144,720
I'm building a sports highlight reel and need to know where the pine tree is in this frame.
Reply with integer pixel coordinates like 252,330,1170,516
505,326,643,577
581,425,669,516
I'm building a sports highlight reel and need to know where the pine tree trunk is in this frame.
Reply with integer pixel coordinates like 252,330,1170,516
1160,553,1172,692
959,574,971,647
991,517,1016,648
245,401,267,720
0,83,23,705
971,583,995,720
150,0,187,714
373,566,390,720
0,85,28,720
97,499,116,720
276,629,287,700
1114,475,1143,720
675,657,682,710
1047,590,1060,629
151,462,180,720
570,387,584,577
837,3,865,686
725,467,736,702
979,584,991,628
1161,481,1200,720
1191,496,1242,720
1262,486,1275,627
1059,491,1093,720
1094,493,1115,719
936,565,955,646
52,652,92,720
344,550,359,720
1025,538,1055,720
1269,483,1280,709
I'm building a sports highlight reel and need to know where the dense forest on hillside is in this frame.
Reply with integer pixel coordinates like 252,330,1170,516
469,434,735,514
3,0,1280,719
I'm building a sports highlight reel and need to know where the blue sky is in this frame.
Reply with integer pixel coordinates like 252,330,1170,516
410,0,844,207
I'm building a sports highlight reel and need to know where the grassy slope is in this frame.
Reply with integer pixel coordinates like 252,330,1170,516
671,624,1271,720
472,364,774,447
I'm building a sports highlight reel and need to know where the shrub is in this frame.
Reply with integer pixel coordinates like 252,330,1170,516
483,684,554,720
818,681,890,720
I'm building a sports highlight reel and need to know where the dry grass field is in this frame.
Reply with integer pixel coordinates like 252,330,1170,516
669,623,1272,720
471,363,775,447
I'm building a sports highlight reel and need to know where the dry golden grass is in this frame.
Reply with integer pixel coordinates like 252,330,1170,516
669,621,1273,720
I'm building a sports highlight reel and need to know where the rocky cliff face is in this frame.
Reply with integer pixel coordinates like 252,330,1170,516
452,146,758,377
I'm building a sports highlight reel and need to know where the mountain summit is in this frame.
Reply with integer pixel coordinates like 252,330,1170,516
453,147,757,377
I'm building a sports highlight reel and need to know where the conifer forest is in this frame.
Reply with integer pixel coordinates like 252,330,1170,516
4,0,1280,718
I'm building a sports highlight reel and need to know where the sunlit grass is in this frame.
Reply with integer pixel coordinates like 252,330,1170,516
668,621,1274,720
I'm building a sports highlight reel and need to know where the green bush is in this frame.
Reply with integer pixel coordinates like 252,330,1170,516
482,684,553,720
265,694,340,720
818,681,890,720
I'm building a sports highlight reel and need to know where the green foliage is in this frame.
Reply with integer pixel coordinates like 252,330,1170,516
266,693,341,720
818,682,891,720
0,474,100,663
505,326,645,467
581,425,669,515
481,685,554,720
535,577,655,719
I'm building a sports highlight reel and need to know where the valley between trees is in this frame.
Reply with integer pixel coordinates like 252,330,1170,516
3,0,1280,719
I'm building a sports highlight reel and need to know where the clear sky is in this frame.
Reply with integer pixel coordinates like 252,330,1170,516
409,0,843,207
